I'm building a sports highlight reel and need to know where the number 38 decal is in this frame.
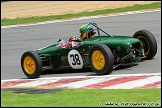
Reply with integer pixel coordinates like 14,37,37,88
68,50,83,69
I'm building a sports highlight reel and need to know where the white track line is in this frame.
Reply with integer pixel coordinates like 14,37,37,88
103,75,161,89
1,73,161,89
56,76,120,88
1,73,161,82
12,79,60,87
1,9,161,29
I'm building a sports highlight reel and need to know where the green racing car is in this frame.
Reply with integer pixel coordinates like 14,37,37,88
21,22,157,79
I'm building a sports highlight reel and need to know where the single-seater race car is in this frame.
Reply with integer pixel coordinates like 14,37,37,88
21,22,157,79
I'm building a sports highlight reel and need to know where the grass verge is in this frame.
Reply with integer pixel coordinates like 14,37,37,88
1,88,161,107
1,2,160,26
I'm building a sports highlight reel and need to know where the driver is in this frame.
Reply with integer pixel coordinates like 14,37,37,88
80,24,95,41
68,36,82,48
59,36,82,48
59,24,95,48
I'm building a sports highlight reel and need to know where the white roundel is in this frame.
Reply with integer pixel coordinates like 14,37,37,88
68,50,83,69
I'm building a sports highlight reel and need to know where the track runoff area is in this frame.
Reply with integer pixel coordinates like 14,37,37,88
1,8,161,89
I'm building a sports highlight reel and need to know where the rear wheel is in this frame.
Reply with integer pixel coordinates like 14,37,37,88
21,51,42,78
133,30,157,60
89,44,114,75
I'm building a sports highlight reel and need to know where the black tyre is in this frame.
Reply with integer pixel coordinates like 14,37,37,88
89,44,114,75
133,30,157,60
21,51,42,79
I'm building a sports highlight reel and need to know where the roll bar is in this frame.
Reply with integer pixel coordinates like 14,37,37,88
85,22,113,39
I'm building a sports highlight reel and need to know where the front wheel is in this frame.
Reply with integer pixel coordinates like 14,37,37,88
89,44,114,75
133,30,157,60
21,51,42,79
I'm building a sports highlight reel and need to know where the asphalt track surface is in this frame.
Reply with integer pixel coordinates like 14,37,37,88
1,10,161,80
